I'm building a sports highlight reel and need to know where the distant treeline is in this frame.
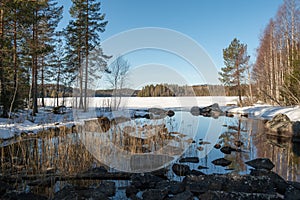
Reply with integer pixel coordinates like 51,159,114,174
40,83,253,97
136,84,252,97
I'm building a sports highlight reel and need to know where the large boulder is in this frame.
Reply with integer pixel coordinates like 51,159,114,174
265,114,293,135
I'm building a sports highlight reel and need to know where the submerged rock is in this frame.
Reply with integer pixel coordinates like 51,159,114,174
166,110,175,117
212,158,232,167
245,158,275,171
220,146,237,154
179,157,199,163
214,143,221,149
172,163,191,176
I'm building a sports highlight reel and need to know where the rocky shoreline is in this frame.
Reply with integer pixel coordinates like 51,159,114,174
1,158,300,199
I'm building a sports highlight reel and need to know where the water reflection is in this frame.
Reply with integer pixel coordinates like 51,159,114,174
0,110,300,198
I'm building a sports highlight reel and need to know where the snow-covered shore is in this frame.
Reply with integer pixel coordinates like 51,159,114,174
226,104,300,122
1,97,300,140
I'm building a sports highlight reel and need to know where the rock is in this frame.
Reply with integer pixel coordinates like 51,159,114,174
168,181,186,195
2,192,48,200
220,146,236,154
190,106,201,116
134,113,151,119
199,141,211,145
172,163,191,176
190,169,206,176
96,181,116,197
52,105,66,114
169,190,193,200
200,103,225,118
131,173,164,190
265,113,293,135
155,180,185,195
197,146,204,151
166,110,175,117
126,185,138,198
53,185,109,200
285,185,300,200
179,157,199,163
142,189,168,200
197,165,209,170
149,108,167,116
245,158,275,171
200,191,282,200
184,173,276,195
225,111,234,117
234,140,244,147
0,181,12,196
250,169,289,195
214,143,221,149
212,158,232,167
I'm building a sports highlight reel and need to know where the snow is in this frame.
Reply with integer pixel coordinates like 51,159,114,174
227,104,300,121
1,97,300,140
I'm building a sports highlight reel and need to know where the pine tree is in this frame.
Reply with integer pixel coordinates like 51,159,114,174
219,38,249,103
66,0,107,111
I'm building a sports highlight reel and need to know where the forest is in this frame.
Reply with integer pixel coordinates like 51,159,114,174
0,0,300,119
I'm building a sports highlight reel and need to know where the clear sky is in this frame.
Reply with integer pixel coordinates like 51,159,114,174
57,0,283,87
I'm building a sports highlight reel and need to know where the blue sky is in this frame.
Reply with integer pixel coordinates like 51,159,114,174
57,0,283,87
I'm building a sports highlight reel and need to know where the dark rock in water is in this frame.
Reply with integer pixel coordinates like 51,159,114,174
199,141,211,145
168,181,186,195
234,140,244,147
2,192,48,200
149,108,166,116
0,180,12,196
184,173,276,195
250,169,288,195
190,169,206,176
53,185,108,200
166,110,175,117
285,185,300,200
190,106,201,116
265,113,293,136
95,181,116,197
131,173,164,190
220,146,236,154
245,158,275,170
200,103,225,118
172,163,191,176
225,111,234,117
198,165,209,170
214,143,221,149
200,190,281,200
179,157,199,163
52,105,66,114
212,158,232,167
142,189,168,200
134,113,150,119
126,185,138,198
169,190,193,200
155,180,185,195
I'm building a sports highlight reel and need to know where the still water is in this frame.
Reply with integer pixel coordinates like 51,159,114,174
1,110,300,198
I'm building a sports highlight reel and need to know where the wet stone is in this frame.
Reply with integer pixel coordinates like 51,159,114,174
246,158,275,171
172,163,191,176
212,158,232,167
131,173,164,190
169,190,194,200
179,157,199,163
142,189,168,200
